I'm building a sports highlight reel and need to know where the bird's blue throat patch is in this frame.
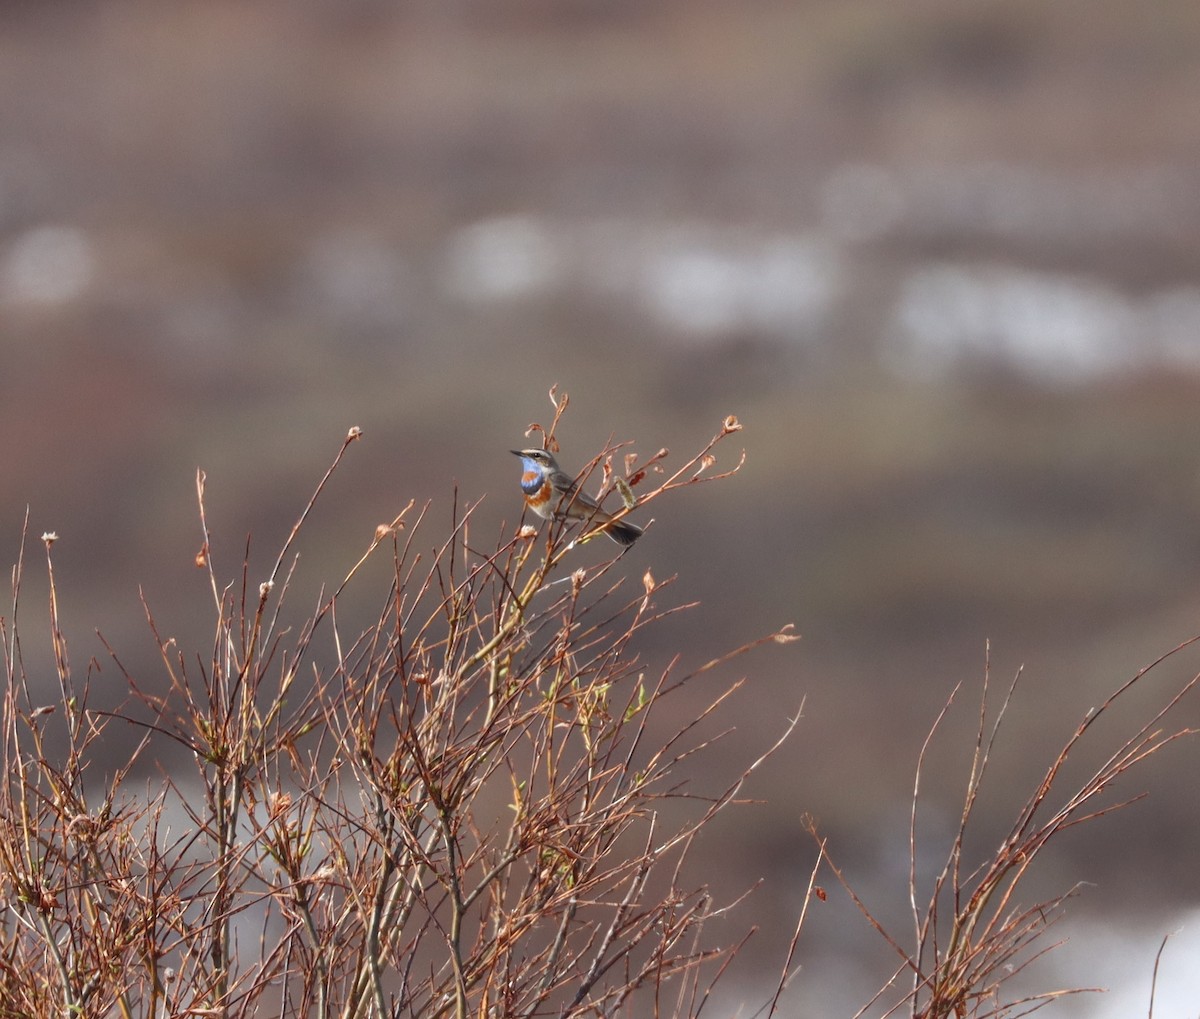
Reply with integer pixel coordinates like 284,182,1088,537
520,469,544,495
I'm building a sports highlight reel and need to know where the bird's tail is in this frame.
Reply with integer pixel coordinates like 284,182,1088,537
604,517,643,547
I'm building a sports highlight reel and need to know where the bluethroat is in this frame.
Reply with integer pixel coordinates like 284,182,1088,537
511,448,643,546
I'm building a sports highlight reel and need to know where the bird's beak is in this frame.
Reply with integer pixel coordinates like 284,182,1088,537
510,449,524,457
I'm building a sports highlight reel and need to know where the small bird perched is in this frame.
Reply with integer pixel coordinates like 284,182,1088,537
511,448,643,546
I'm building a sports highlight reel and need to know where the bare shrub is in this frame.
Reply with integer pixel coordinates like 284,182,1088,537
812,642,1200,1019
0,391,799,1018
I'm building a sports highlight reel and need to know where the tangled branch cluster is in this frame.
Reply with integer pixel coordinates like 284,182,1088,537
0,395,796,1019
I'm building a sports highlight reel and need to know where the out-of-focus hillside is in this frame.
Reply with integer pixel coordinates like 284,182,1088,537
4,1,1200,1013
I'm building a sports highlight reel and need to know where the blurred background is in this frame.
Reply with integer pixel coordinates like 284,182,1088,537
4,1,1200,1013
